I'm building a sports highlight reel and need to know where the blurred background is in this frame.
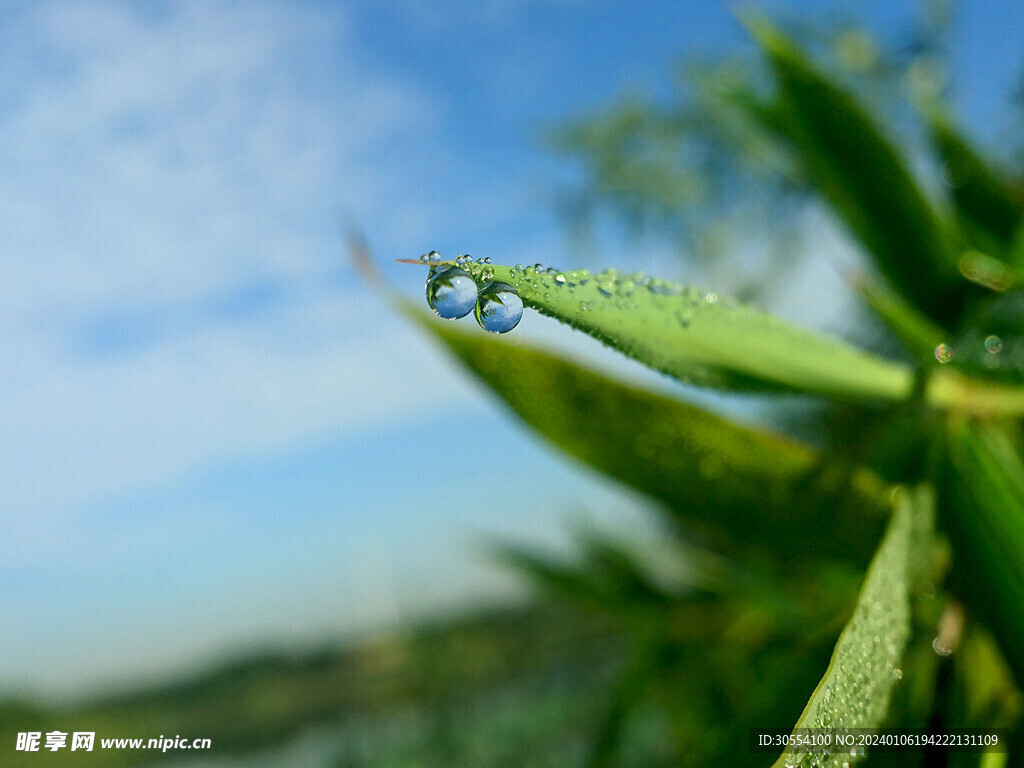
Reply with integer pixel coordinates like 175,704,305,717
2,0,1023,765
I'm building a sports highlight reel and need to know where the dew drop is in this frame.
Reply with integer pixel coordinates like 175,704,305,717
481,266,495,281
985,334,1003,354
934,343,953,363
426,266,477,319
475,281,523,333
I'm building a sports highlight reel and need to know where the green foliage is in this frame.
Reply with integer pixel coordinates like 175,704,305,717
422,260,916,400
0,604,635,768
404,297,889,564
929,113,1024,252
773,486,935,767
402,13,1024,768
942,421,1024,685
746,16,966,326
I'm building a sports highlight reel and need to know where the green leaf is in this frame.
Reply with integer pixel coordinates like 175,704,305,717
773,485,935,768
403,299,891,563
425,260,914,403
929,113,1023,250
942,421,1024,687
747,18,964,325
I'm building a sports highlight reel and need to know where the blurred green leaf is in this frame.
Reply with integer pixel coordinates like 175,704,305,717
773,485,935,768
854,275,946,363
942,421,1024,687
952,623,1024,733
929,113,1023,250
432,260,915,402
1010,221,1024,271
404,299,891,563
747,17,964,325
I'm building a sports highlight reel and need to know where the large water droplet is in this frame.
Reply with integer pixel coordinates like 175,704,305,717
475,281,523,333
426,266,477,319
934,343,953,363
985,334,1003,354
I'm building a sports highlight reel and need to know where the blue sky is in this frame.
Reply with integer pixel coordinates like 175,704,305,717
1,0,1022,696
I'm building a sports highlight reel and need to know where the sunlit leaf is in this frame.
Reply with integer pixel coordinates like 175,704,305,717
773,485,935,768
412,260,915,403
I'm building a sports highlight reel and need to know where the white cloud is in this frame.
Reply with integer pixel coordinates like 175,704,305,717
0,0,478,536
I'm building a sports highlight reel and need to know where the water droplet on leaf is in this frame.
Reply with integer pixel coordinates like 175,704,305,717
426,266,477,319
475,281,523,333
934,344,953,363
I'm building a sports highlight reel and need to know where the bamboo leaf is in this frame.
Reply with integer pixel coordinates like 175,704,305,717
402,298,891,564
415,260,915,402
747,18,964,325
773,485,935,768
